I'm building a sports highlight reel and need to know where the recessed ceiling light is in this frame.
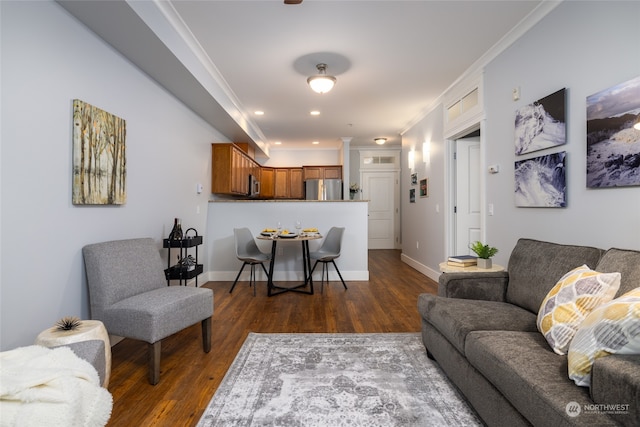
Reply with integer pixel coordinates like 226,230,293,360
274,141,282,145
312,141,320,145
310,110,320,116
255,111,264,115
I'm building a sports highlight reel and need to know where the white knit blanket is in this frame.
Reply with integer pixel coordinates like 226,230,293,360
0,345,112,427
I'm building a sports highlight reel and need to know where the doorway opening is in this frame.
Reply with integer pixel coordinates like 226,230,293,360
450,127,482,256
359,150,400,249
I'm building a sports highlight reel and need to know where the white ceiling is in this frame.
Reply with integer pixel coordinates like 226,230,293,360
59,0,546,154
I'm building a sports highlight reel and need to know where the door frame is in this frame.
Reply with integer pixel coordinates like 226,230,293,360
445,120,486,259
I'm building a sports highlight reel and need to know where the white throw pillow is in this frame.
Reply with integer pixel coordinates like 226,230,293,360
567,287,640,387
537,265,620,355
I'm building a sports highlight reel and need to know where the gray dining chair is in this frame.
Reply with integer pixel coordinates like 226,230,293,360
309,227,347,293
230,228,271,296
82,238,213,385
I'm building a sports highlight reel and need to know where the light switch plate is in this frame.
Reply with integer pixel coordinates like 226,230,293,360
512,87,520,101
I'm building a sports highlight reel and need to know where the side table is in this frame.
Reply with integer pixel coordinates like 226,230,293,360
439,262,505,273
35,319,111,387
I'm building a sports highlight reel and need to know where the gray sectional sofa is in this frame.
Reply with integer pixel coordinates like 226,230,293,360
418,238,640,426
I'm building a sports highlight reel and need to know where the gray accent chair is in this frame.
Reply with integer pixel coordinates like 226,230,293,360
82,238,213,385
309,227,347,293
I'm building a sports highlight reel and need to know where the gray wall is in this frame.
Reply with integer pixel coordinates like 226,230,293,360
0,1,226,350
401,106,446,271
402,0,640,272
484,0,640,264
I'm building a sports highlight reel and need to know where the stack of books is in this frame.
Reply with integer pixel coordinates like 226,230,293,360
447,255,477,267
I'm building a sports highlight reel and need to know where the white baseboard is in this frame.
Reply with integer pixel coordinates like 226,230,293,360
400,253,441,283
205,270,369,282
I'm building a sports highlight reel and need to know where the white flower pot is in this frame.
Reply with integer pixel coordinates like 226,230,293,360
477,258,492,269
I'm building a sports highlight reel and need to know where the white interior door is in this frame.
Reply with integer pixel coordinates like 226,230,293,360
362,171,397,249
455,137,481,255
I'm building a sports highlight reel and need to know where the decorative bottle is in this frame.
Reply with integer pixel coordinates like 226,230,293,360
169,218,183,241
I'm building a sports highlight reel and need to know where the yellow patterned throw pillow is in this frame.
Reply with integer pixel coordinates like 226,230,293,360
568,288,640,387
537,265,621,355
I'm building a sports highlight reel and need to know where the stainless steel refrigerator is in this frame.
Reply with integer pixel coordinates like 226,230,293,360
305,179,343,200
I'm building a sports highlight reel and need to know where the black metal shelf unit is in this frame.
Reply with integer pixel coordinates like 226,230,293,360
163,235,203,286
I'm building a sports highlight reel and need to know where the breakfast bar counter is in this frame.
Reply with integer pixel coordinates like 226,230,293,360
205,200,369,284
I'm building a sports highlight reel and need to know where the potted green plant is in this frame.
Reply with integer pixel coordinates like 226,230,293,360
469,241,499,269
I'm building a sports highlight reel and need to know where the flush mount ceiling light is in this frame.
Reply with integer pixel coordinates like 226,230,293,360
374,138,387,145
307,63,336,94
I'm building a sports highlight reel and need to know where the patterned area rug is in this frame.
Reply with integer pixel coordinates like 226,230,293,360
197,333,482,426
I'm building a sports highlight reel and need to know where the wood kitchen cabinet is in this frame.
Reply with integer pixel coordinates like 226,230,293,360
289,168,303,199
323,166,342,179
302,165,342,181
211,143,259,196
274,168,303,199
212,144,339,200
260,167,274,199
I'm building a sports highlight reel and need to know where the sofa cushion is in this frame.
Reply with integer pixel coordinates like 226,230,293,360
537,264,621,355
595,248,640,296
465,331,618,426
568,288,640,387
506,239,603,314
591,354,640,427
418,294,537,355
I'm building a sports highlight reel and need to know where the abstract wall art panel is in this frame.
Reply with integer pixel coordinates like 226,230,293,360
586,76,640,188
515,151,566,208
515,88,566,155
72,99,127,205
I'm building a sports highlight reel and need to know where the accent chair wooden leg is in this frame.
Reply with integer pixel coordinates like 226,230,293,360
148,341,161,385
202,317,212,353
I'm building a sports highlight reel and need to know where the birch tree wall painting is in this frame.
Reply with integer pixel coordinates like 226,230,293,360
72,100,126,205
515,88,566,155
515,151,566,208
586,76,640,188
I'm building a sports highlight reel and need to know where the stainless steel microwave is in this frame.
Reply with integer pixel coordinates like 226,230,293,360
248,174,260,197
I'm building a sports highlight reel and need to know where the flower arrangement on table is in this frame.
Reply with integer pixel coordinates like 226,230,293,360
349,183,361,199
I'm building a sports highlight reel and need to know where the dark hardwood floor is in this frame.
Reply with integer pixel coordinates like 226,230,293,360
106,249,437,426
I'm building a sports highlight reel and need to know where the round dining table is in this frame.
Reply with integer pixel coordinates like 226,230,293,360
257,232,323,296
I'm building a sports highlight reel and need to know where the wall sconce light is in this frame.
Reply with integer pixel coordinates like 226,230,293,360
408,150,415,171
422,141,430,163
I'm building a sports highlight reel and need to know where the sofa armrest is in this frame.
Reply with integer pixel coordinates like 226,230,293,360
438,271,509,301
590,354,640,427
